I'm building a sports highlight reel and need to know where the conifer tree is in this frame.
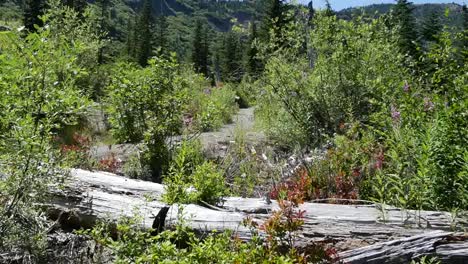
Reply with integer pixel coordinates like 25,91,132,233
222,31,242,82
64,0,87,14
192,19,209,76
246,20,262,77
307,1,315,25
323,0,335,17
463,5,468,31
24,0,45,32
393,0,420,58
137,0,154,66
96,0,111,64
420,11,442,43
126,16,136,58
260,0,290,46
155,15,169,57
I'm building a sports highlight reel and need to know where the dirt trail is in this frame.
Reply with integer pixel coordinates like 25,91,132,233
92,108,265,161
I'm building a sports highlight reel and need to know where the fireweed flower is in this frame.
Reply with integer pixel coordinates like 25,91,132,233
403,81,410,93
391,105,401,122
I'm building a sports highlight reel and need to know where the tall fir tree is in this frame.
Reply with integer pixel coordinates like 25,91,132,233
393,0,420,59
307,1,315,25
137,0,154,66
126,16,136,58
64,0,87,15
221,31,243,82
23,0,45,32
323,0,335,17
96,0,111,64
463,5,468,31
154,15,169,57
192,19,209,76
420,11,442,43
246,20,262,78
260,0,290,46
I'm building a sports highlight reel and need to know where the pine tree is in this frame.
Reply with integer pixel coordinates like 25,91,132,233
23,0,45,32
246,20,262,77
126,16,136,58
463,5,468,31
155,15,169,57
324,0,335,17
64,0,87,15
192,19,209,76
420,11,442,43
96,0,111,64
137,0,154,66
393,0,420,58
259,0,290,46
307,1,315,25
221,31,242,82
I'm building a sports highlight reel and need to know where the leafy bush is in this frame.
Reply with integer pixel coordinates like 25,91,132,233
104,57,187,181
256,12,407,148
0,1,94,255
190,83,238,132
163,140,226,205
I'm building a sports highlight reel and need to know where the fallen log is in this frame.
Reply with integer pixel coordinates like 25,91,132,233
45,169,468,260
339,231,468,264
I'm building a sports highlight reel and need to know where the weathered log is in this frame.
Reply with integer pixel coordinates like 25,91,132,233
338,231,468,264
45,169,468,258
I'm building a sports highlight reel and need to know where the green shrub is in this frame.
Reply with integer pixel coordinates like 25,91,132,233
193,84,238,132
104,57,188,181
256,12,407,148
163,140,226,205
0,1,94,254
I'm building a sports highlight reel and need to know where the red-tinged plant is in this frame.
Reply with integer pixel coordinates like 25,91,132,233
60,132,92,168
270,167,312,204
99,153,122,174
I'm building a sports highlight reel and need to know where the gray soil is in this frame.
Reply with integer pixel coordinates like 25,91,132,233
92,107,265,162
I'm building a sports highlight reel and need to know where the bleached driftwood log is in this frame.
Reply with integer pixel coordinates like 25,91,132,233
45,169,468,262
339,231,468,264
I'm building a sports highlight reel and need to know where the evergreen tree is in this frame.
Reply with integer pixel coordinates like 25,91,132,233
64,0,87,14
23,0,45,32
393,0,420,58
420,11,442,43
155,15,169,57
96,0,111,64
246,20,262,77
259,0,290,46
137,0,154,66
126,16,136,58
324,0,335,17
192,19,209,76
307,1,315,25
221,31,243,82
463,5,468,31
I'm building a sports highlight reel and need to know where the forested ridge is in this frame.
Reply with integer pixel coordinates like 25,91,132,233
0,0,467,263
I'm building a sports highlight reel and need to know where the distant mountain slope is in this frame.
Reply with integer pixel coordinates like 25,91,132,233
125,0,256,31
338,3,465,28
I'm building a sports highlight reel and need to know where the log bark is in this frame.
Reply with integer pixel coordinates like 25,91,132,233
45,169,468,261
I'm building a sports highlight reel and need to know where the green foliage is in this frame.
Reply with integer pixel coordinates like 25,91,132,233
136,0,153,66
104,57,187,181
85,212,296,264
257,12,406,147
392,0,420,59
163,140,227,205
0,2,94,254
192,18,210,76
186,81,238,132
